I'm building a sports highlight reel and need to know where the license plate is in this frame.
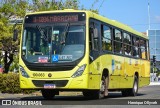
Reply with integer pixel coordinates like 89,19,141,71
44,84,56,89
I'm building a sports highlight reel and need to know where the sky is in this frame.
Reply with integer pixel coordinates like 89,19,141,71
80,0,160,32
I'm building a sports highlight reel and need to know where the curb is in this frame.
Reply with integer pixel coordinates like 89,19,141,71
149,82,160,85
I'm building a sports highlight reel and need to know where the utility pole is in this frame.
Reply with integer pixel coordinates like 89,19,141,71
148,0,151,30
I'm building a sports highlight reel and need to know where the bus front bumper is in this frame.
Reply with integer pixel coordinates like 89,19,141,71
20,74,88,90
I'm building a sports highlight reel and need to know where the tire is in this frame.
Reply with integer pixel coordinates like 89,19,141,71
121,90,129,97
121,75,138,97
83,76,108,99
128,75,138,96
82,90,93,99
41,89,56,99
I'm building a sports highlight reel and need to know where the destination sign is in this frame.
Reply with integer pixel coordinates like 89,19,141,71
25,13,85,23
33,15,78,23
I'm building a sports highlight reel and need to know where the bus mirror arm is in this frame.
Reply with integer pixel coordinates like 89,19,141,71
12,19,22,41
13,29,18,41
89,55,94,61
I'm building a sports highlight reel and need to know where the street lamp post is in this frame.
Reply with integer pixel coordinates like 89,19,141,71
153,55,156,81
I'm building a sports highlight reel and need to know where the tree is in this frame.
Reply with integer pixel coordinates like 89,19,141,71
63,0,79,10
29,0,79,11
29,0,98,12
0,0,28,73
0,14,14,73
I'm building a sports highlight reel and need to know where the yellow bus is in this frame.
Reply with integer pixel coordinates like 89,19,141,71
14,9,150,99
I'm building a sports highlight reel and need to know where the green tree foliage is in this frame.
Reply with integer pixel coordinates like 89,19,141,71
63,0,79,9
29,0,79,11
9,54,19,72
0,0,28,73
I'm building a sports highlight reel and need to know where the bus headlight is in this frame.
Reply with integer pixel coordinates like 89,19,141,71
19,66,29,78
72,64,86,78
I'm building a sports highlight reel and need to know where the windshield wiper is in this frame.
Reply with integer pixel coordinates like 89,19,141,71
63,23,70,38
60,23,70,45
36,25,48,42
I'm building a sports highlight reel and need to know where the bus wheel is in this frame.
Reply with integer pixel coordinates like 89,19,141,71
128,75,138,96
121,90,129,97
93,76,107,99
121,75,138,97
41,89,56,99
82,90,92,99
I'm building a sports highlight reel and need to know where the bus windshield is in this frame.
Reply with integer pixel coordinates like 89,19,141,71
22,24,85,63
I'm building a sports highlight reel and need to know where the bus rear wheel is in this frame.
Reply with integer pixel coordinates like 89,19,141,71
121,75,138,96
41,89,56,99
128,75,138,96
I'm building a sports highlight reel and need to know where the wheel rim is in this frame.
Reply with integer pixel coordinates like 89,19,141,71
133,79,138,93
100,77,105,98
100,80,105,92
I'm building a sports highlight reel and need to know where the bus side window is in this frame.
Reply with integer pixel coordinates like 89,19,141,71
140,39,147,59
89,21,100,62
89,22,99,51
101,25,112,51
133,37,139,57
114,29,122,54
123,33,131,56
89,27,94,51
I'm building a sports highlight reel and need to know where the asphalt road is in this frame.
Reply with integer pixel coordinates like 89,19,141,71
0,85,160,106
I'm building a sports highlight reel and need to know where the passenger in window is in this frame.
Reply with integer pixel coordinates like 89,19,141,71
124,45,128,55
133,46,139,57
123,38,129,44
102,41,107,50
115,33,121,41
102,40,112,51
114,42,122,54
124,45,131,56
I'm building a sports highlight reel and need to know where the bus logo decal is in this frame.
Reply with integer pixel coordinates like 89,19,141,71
48,73,52,77
112,59,115,73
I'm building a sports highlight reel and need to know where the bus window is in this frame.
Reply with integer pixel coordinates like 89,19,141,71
114,29,122,54
140,39,147,59
89,20,101,62
133,37,139,57
123,33,131,56
93,23,99,51
101,25,112,51
25,28,41,55
89,21,99,51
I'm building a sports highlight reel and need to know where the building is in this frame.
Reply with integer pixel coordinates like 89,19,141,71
147,30,160,82
147,30,160,61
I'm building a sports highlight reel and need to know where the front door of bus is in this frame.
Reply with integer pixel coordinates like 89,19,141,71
88,20,101,89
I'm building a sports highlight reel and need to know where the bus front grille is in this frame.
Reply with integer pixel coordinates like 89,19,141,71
32,80,68,87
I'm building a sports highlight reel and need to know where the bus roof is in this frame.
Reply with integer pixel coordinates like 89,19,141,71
87,11,148,39
26,9,148,39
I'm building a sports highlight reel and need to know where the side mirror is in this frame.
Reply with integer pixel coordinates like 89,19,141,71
93,28,98,38
13,29,18,41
